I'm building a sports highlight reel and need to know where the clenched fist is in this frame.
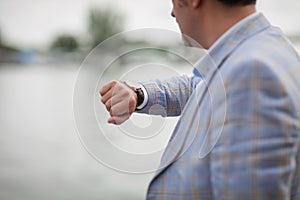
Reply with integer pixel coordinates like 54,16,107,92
100,80,137,125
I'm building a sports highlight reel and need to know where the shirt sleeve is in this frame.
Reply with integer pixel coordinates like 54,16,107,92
136,74,202,117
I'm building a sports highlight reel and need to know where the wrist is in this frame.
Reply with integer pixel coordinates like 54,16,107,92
122,81,147,110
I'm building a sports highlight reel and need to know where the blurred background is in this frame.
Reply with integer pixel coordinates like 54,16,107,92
0,0,300,200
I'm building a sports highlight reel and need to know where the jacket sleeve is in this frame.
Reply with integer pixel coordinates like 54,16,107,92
209,60,300,199
136,74,202,117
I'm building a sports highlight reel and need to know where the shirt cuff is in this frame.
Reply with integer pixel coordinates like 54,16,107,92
136,85,148,110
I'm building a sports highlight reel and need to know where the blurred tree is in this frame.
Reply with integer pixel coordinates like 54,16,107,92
51,34,79,52
88,6,124,48
0,27,3,47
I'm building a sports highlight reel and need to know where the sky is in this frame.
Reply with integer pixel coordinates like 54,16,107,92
0,0,299,49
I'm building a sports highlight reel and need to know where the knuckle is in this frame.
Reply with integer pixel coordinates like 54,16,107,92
111,80,118,86
99,89,104,96
105,101,111,109
110,106,116,115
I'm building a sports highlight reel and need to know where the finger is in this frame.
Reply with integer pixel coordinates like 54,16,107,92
104,99,112,112
100,80,117,96
101,81,125,104
101,89,113,104
110,101,130,117
108,114,130,125
103,91,125,110
103,91,132,113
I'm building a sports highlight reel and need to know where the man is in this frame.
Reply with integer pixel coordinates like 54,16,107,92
100,0,300,199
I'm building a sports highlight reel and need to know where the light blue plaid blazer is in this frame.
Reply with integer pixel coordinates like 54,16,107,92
139,14,300,199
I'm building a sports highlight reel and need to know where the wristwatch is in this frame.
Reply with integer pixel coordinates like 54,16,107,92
122,80,145,110
134,87,144,110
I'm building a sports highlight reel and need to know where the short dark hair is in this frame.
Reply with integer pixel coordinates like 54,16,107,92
217,0,256,6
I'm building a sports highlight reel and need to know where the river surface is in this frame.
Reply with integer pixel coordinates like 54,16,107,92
0,64,161,200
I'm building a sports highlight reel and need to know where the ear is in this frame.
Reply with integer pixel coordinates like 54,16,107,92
191,0,201,8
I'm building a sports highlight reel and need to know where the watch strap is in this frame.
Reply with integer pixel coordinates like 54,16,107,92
135,88,144,110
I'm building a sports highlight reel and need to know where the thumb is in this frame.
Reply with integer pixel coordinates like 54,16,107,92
108,115,130,125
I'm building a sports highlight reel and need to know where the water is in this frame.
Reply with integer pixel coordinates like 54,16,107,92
0,64,154,200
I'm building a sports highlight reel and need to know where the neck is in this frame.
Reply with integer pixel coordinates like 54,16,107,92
196,3,256,49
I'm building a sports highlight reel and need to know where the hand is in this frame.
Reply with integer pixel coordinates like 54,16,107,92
100,80,137,125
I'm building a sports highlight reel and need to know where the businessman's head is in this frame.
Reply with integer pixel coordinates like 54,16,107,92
171,0,256,48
